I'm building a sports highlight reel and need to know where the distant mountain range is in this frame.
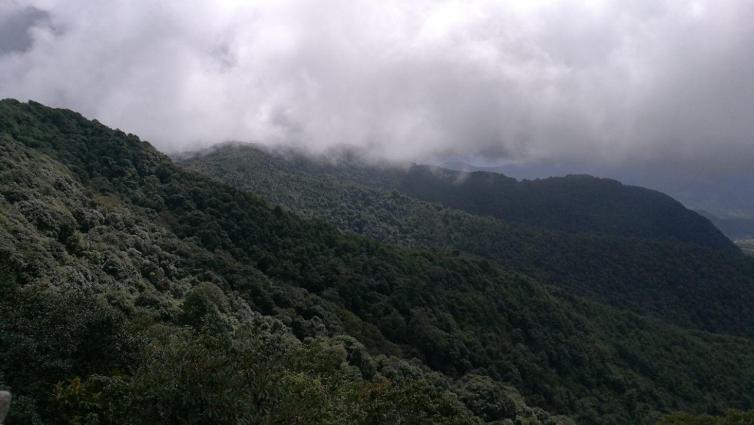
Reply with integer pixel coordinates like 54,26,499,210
698,211,754,241
738,239,754,256
440,159,754,242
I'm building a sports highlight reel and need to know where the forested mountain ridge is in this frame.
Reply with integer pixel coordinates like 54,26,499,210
182,144,735,252
399,166,737,252
181,144,754,336
3,100,754,425
0,100,567,424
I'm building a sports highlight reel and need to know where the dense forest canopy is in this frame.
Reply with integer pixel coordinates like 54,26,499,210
182,144,736,250
2,100,754,424
181,144,754,337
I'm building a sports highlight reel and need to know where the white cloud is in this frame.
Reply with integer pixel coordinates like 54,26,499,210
1,0,753,169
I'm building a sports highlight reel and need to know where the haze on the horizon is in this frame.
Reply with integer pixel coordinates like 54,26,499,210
1,0,753,172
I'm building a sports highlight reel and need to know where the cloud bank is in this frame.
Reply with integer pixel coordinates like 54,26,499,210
1,0,753,168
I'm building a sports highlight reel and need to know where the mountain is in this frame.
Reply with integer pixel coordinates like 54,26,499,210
181,144,754,337
396,167,736,252
188,146,735,251
440,159,754,244
445,159,754,257
3,100,754,424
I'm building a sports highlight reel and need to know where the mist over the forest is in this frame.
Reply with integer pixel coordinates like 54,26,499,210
1,0,754,172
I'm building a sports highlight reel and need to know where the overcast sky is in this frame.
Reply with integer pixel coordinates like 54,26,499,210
1,0,753,170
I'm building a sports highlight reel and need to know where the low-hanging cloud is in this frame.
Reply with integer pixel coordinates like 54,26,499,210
1,0,753,169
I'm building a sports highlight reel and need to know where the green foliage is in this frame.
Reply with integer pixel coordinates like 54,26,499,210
2,100,754,425
47,321,484,425
179,282,232,335
0,284,129,424
183,144,735,250
181,144,754,336
657,410,754,425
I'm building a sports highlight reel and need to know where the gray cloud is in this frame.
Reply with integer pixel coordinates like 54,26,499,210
1,0,753,170
0,4,49,55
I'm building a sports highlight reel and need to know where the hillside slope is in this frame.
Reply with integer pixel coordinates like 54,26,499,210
181,144,754,336
3,100,754,424
184,145,735,251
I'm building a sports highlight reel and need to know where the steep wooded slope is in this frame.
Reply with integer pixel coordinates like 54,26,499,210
3,100,754,425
